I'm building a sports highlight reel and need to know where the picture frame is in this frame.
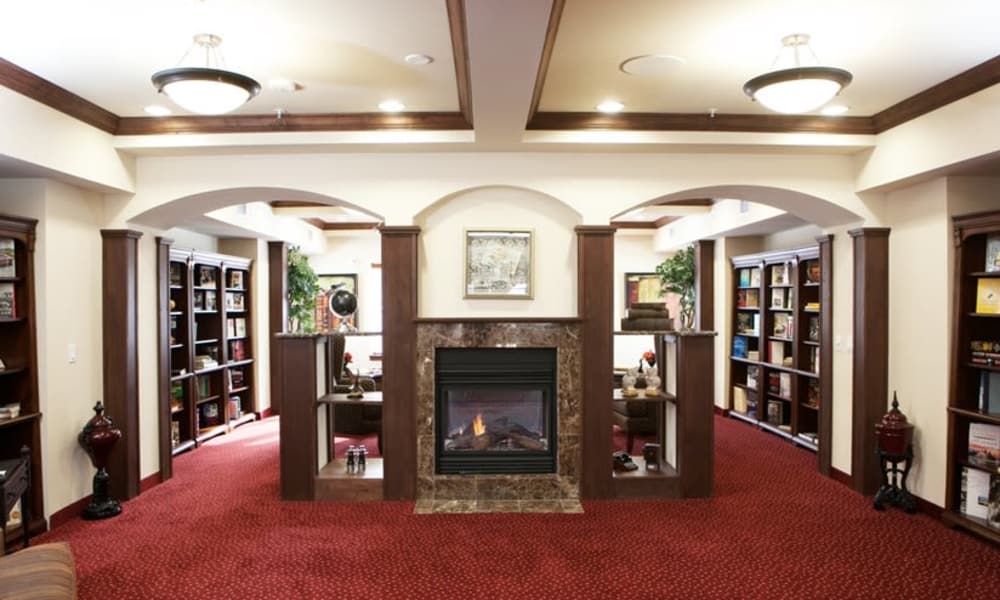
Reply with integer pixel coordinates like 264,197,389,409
464,229,533,299
624,272,665,310
315,273,358,332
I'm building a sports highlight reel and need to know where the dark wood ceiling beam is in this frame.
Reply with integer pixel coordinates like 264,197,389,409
527,111,876,135
526,0,565,126
304,218,381,231
0,58,119,134
446,0,474,127
115,112,471,135
270,201,332,208
871,54,1000,133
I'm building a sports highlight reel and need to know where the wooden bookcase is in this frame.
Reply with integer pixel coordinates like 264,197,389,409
0,214,43,550
159,242,256,476
943,211,1000,544
728,246,828,456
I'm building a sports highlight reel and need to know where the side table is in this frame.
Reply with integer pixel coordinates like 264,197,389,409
0,446,31,555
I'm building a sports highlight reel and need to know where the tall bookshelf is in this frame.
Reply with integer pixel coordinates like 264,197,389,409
159,242,256,476
0,214,42,550
943,211,1000,543
729,246,827,456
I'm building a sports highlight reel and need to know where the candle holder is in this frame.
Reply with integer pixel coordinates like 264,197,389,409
78,401,123,520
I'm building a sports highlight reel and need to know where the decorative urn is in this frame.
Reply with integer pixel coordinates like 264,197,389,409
874,392,914,457
78,401,123,519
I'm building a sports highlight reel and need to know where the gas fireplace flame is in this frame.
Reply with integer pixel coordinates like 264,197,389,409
472,413,486,436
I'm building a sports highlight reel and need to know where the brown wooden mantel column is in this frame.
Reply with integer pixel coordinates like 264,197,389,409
577,225,616,499
380,226,420,500
267,241,288,416
849,227,890,495
101,229,142,500
695,239,715,331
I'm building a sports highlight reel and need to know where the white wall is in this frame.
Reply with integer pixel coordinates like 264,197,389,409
416,186,581,318
613,231,669,367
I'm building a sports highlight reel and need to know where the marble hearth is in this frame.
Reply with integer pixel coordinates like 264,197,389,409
414,320,582,513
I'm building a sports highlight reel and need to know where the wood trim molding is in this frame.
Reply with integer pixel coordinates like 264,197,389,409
100,229,143,501
526,0,566,125
610,221,657,230
303,218,381,231
267,242,288,415
694,240,714,331
0,57,119,134
155,237,174,481
380,226,421,500
871,55,1000,133
848,227,891,496
576,226,616,499
446,0,474,126
527,112,876,134
116,112,471,135
816,234,834,476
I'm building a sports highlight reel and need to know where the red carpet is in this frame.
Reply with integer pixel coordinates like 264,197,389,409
38,416,1000,599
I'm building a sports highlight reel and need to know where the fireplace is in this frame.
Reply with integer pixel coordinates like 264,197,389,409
435,347,557,474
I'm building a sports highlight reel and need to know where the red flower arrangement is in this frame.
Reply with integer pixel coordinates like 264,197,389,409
344,352,353,365
642,350,656,367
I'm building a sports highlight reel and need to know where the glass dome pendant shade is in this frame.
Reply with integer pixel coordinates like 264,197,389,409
743,34,852,114
151,34,261,115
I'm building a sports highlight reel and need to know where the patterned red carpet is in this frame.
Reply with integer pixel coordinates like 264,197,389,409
38,416,1000,599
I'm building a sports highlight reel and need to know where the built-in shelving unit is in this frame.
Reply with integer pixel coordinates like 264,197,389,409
943,211,1000,544
728,246,829,456
158,241,256,479
0,214,43,550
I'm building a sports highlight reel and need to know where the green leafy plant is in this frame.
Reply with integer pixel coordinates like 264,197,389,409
287,246,320,332
655,244,696,329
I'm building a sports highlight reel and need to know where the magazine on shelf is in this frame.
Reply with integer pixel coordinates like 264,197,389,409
960,467,992,519
0,239,15,278
0,283,15,317
986,234,1000,272
969,422,1000,468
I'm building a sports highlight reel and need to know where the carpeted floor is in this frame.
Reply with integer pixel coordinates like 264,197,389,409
38,415,1000,599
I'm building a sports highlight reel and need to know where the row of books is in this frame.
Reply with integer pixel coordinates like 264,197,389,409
960,467,1000,530
767,372,792,399
169,265,246,290
732,386,757,417
737,267,761,288
226,317,247,338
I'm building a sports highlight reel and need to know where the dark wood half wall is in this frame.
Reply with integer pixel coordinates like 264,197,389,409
267,242,288,415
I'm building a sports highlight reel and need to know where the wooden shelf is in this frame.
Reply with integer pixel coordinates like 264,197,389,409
941,510,1000,544
0,411,41,429
195,425,228,444
0,366,26,377
947,406,1000,425
171,440,196,456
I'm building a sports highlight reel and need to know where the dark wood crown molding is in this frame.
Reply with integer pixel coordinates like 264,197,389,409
0,57,119,134
527,111,876,135
446,0,474,127
303,218,381,231
116,112,471,135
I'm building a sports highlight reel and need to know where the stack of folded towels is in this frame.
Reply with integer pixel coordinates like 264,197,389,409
620,302,673,331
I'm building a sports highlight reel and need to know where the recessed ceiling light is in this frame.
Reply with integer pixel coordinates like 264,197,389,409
596,100,625,113
821,104,850,116
378,99,406,113
620,54,685,76
268,78,303,93
404,53,434,65
143,105,172,116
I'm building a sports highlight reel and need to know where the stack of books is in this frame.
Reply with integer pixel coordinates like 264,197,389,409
194,354,218,370
0,403,21,420
620,302,673,331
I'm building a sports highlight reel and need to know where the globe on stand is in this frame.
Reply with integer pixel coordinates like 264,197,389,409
328,288,358,333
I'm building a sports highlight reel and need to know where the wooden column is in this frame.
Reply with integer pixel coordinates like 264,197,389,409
849,228,890,495
674,333,716,497
101,229,142,500
695,239,715,331
155,237,173,481
267,241,288,415
380,226,420,500
277,335,323,500
576,226,616,499
816,234,834,477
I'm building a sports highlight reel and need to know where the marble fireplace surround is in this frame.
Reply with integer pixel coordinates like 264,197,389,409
415,320,582,512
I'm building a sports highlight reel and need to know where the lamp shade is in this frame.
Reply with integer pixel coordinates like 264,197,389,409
744,66,852,114
152,67,261,115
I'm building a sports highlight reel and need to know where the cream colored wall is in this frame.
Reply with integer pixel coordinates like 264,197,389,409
415,187,581,318
0,179,106,517
827,225,857,476
613,232,669,367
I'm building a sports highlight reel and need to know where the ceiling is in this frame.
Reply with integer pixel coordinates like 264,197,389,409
1,0,999,229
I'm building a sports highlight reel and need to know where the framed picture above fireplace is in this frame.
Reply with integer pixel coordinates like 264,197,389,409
464,229,533,299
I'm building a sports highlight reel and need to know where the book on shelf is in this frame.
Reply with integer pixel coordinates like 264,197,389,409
733,336,748,358
960,466,993,519
227,318,236,338
804,301,820,311
0,282,15,317
805,379,820,408
969,422,1000,468
197,375,210,398
769,340,785,366
200,402,220,427
771,288,786,309
738,268,750,287
773,313,793,338
0,402,21,420
171,421,181,448
226,291,246,311
767,372,780,395
809,347,820,374
979,371,1000,414
766,400,787,427
797,431,819,445
205,290,217,311
5,499,22,533
746,350,760,361
991,476,1000,530
230,339,246,361
0,238,15,278
169,263,182,286
235,318,246,338
808,316,820,342
194,354,217,370
746,365,759,389
229,396,242,420
228,270,245,289
749,268,760,287
779,373,791,398
987,234,1000,273
805,261,820,284
736,312,759,335
733,386,748,413
198,266,216,287
736,288,760,308
771,263,789,285
975,278,1000,314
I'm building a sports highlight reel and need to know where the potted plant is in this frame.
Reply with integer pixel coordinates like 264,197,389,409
655,244,696,330
287,246,320,332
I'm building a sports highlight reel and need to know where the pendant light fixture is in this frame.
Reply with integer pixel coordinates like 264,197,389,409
743,34,852,114
152,33,260,115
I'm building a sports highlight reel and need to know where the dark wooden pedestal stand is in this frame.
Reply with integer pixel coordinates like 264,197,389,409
78,402,123,520
873,393,917,513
